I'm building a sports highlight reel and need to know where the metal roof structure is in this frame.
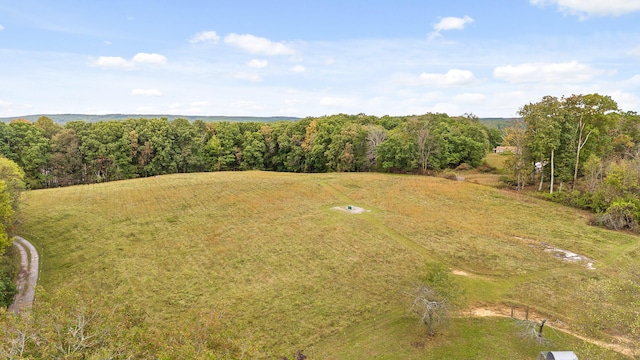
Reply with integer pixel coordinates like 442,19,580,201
537,351,578,360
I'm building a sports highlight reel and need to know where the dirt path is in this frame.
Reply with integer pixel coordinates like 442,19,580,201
463,305,637,357
8,236,39,314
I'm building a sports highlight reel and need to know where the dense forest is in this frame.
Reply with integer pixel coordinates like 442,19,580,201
502,93,640,231
0,113,500,189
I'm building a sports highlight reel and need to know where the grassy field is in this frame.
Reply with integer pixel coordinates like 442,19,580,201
18,171,638,358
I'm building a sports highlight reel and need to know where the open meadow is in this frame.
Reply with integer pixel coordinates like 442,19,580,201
18,171,639,359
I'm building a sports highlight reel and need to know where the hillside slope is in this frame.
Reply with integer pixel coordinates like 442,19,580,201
18,172,636,358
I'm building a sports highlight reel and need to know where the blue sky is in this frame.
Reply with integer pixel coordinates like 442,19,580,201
1,0,639,118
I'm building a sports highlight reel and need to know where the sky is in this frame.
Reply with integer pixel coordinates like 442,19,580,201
0,0,639,118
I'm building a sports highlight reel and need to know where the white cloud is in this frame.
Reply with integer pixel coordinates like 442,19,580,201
454,93,486,103
224,33,295,55
167,101,211,115
0,25,4,31
0,100,33,117
132,52,167,65
429,16,474,40
131,88,163,96
233,72,262,82
247,59,268,68
290,65,306,73
418,69,477,86
628,45,640,58
190,101,210,107
434,15,474,31
530,0,640,17
494,60,603,83
92,56,134,70
629,74,640,85
189,31,220,45
320,97,354,106
91,52,167,69
607,90,639,110
230,100,263,112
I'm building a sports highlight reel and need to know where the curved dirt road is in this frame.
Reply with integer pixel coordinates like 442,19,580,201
465,305,636,357
8,236,39,314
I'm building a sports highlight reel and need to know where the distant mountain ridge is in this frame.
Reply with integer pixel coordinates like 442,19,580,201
0,114,301,124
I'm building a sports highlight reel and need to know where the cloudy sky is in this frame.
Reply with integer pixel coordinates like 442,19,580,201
1,0,639,118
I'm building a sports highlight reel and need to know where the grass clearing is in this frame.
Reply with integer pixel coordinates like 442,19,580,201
19,171,638,358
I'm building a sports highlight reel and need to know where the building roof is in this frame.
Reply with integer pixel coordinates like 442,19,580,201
538,351,578,360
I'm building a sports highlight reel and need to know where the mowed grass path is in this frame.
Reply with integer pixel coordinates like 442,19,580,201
20,171,635,358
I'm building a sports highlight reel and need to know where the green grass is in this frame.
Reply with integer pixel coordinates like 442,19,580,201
484,152,510,170
314,315,628,360
19,171,638,358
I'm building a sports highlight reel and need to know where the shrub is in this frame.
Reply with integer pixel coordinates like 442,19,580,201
439,171,458,181
455,163,473,171
0,245,18,308
598,200,640,231
477,162,497,173
0,278,15,308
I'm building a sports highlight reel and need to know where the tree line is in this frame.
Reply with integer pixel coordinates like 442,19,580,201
503,93,640,231
0,113,498,189
0,157,24,308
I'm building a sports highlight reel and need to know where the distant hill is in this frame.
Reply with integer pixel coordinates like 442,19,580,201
0,114,301,124
478,118,515,130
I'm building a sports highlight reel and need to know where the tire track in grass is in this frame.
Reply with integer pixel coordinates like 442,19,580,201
318,181,437,263
8,236,39,314
600,238,640,267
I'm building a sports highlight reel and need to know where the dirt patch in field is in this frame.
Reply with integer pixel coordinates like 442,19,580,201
331,205,370,214
451,270,470,276
513,236,595,270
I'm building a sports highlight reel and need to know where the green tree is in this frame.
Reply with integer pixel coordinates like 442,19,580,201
136,118,177,175
0,182,15,255
80,121,135,182
270,121,306,172
0,156,25,268
375,128,417,172
172,118,205,173
410,263,461,337
563,94,618,189
503,118,530,190
301,118,327,172
519,96,562,193
205,122,242,171
6,121,50,188
365,125,387,170
437,116,488,169
240,130,266,170
49,129,84,186
0,157,26,212
325,123,366,172
407,115,440,172
34,116,62,139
